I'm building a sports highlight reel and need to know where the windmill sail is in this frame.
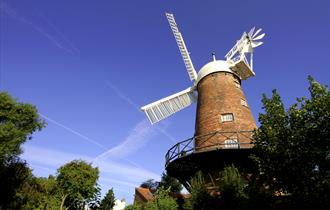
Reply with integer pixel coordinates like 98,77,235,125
141,87,196,124
166,13,198,81
225,27,265,80
224,32,246,61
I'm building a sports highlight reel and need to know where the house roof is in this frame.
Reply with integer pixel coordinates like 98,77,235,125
135,187,154,202
134,187,191,205
171,193,191,199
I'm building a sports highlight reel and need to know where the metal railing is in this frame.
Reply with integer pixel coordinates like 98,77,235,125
165,130,254,167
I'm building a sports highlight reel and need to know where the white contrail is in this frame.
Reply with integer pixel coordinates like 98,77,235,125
38,13,80,54
23,145,161,204
22,144,160,184
40,113,148,169
104,80,177,143
40,113,108,150
0,2,77,55
100,177,137,188
28,163,55,174
104,81,140,110
94,119,160,161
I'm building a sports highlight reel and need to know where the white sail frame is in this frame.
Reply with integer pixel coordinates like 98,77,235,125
141,87,196,124
166,13,198,81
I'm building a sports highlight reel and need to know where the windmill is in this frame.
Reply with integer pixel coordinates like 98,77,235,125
141,13,265,190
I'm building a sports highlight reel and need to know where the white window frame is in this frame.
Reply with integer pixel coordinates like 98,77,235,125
221,113,234,122
241,99,248,107
224,139,239,148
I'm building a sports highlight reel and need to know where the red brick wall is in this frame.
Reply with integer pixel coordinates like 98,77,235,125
194,72,256,151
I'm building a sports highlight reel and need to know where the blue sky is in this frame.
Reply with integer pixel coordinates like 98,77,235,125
0,0,329,204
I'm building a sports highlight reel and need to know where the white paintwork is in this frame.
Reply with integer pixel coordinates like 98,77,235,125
227,53,255,80
141,87,196,124
196,60,235,84
224,32,247,60
166,13,198,81
224,139,239,148
253,33,265,41
224,27,265,80
252,28,263,40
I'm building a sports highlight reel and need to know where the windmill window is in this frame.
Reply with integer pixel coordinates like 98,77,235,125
224,139,239,148
241,99,248,107
221,113,234,122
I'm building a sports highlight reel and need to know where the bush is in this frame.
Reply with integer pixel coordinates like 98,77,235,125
144,187,178,210
189,171,216,210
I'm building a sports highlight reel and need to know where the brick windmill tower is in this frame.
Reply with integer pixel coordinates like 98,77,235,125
141,13,265,191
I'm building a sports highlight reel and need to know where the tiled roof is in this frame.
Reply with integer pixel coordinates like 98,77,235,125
171,193,191,199
134,187,191,205
135,187,154,202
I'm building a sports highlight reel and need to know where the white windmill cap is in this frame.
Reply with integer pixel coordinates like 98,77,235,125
196,60,235,84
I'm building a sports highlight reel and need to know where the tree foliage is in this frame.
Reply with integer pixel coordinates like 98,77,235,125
0,93,105,209
251,76,330,209
124,204,142,210
140,172,183,195
99,188,115,210
0,157,32,209
13,161,101,210
138,174,183,209
0,163,62,210
57,160,100,209
187,167,248,210
140,179,159,193
189,171,216,210
186,77,329,210
16,175,61,210
158,172,183,194
0,92,45,209
124,187,178,210
219,165,248,209
144,187,178,210
0,92,45,160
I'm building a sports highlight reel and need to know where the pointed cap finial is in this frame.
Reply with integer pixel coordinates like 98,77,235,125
212,52,216,61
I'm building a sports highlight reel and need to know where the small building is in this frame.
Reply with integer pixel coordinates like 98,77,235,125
133,187,154,205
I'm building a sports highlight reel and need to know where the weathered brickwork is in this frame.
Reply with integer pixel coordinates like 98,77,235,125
194,72,256,151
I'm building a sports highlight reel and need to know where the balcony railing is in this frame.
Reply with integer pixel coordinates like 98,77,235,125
165,130,254,167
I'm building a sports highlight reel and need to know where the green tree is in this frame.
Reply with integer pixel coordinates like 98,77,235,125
0,92,45,160
56,160,100,210
189,171,216,210
144,187,178,210
251,76,330,209
124,204,142,210
140,179,159,193
123,187,177,210
158,172,183,194
99,188,115,210
35,176,62,209
0,92,45,209
219,165,248,210
0,157,32,209
16,175,61,210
